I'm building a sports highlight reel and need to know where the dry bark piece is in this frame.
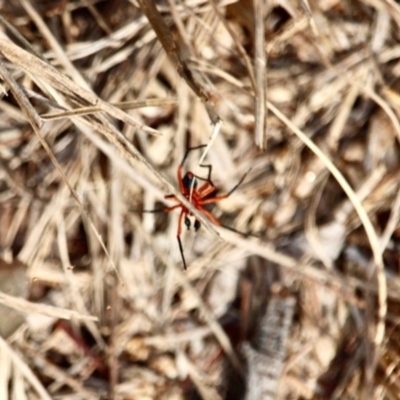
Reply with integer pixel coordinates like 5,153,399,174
243,294,295,400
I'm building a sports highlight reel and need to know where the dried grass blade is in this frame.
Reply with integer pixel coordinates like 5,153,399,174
0,291,98,321
267,101,387,349
41,98,177,120
138,0,220,124
0,63,124,282
0,38,219,239
253,0,267,149
0,336,52,400
0,36,159,135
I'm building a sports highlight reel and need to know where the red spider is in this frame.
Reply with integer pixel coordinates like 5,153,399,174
145,145,249,269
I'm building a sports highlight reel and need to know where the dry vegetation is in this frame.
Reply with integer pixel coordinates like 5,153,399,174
1,0,400,399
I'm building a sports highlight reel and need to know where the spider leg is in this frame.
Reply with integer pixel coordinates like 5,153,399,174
180,146,208,198
196,205,253,237
177,146,207,194
177,236,187,270
183,147,213,183
181,145,208,166
195,205,222,226
219,223,258,238
165,204,183,213
178,144,210,193
176,208,188,270
199,168,251,204
192,164,215,187
182,175,216,202
193,201,255,238
225,168,251,197
198,195,227,205
143,201,189,269
139,208,165,213
199,163,212,182
142,204,182,213
190,173,215,185
197,181,217,198
189,165,217,197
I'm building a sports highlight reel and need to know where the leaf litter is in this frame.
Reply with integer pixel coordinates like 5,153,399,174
0,0,399,399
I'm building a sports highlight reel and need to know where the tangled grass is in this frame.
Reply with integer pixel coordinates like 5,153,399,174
0,0,400,399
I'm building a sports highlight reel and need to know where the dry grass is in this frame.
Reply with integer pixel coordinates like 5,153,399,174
0,0,400,399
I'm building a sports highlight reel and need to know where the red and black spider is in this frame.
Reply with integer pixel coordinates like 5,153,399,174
144,145,249,269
